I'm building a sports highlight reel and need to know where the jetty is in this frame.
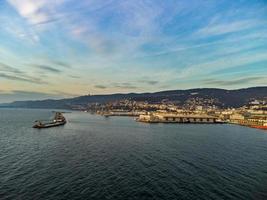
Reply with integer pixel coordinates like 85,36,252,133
99,111,146,117
136,113,222,124
33,112,66,129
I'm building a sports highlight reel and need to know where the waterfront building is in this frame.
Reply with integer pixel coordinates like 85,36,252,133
229,113,245,124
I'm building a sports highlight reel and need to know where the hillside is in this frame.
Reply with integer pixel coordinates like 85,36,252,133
1,87,267,109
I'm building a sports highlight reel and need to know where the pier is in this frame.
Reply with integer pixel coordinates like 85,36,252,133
99,111,146,117
137,113,219,123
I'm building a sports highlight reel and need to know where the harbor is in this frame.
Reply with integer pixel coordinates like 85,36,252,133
78,98,267,130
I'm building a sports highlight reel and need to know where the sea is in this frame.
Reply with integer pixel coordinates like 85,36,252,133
0,108,267,200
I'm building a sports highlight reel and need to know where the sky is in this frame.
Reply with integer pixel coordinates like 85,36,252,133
0,0,267,103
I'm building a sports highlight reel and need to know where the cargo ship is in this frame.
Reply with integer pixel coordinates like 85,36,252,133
250,123,267,130
240,119,267,130
33,112,66,129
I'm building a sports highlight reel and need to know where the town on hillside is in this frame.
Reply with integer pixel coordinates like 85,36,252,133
70,97,267,130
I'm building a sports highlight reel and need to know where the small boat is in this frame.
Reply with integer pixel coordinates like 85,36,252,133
33,112,66,129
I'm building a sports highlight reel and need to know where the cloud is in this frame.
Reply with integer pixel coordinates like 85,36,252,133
51,90,80,97
179,52,267,79
146,81,159,85
67,0,171,58
33,64,62,73
7,0,63,25
112,82,138,89
2,0,267,94
0,62,23,74
0,72,47,84
196,19,265,37
141,80,159,85
1,17,40,43
94,85,107,89
203,77,266,86
52,61,71,68
33,18,59,26
0,62,49,84
0,90,63,103
69,75,80,79
138,29,267,59
94,82,139,90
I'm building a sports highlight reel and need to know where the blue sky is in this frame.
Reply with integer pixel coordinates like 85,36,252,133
0,0,266,102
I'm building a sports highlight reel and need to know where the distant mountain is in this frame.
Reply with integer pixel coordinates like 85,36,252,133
1,87,267,109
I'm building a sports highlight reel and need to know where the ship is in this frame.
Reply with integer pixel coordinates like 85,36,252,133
240,119,267,130
250,122,267,130
33,112,66,129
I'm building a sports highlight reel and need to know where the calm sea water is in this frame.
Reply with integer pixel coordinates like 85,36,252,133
0,108,267,200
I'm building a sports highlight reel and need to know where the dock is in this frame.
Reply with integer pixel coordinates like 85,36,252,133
136,113,221,124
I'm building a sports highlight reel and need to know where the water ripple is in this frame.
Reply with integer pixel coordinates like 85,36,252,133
0,109,267,200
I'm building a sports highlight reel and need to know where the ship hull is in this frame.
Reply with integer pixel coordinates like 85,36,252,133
250,125,267,130
33,121,66,129
33,112,67,129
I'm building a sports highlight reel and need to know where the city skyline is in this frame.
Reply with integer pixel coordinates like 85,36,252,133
0,0,267,103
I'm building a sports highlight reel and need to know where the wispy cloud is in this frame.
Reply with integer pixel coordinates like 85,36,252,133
203,76,267,86
94,82,139,90
112,82,138,89
0,62,23,74
33,64,62,73
1,0,267,97
137,27,267,59
94,85,107,89
7,0,63,25
139,79,159,85
69,75,80,79
0,90,63,103
0,62,48,84
179,52,267,79
66,0,172,59
52,61,71,68
196,19,264,37
1,16,40,43
0,72,47,84
51,90,80,97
